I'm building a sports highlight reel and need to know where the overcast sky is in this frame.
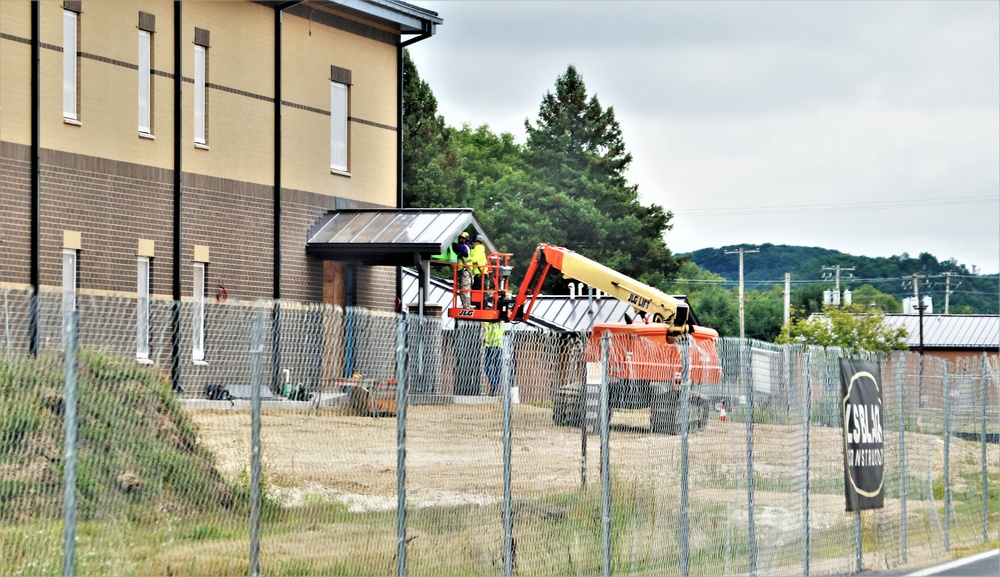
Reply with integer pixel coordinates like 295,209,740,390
407,1,1000,276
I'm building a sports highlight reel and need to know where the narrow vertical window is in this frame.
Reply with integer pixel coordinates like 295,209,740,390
329,66,352,173
192,262,206,361
330,82,348,171
194,28,210,146
62,249,78,345
137,257,150,361
138,31,151,133
63,8,78,120
194,45,206,144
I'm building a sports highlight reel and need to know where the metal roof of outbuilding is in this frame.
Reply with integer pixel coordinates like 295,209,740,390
400,268,698,332
307,209,496,266
882,314,1000,349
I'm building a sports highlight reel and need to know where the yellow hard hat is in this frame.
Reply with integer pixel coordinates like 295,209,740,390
459,232,470,239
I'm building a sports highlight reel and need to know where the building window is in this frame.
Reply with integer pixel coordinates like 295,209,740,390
138,13,154,135
329,66,351,173
330,82,348,172
63,8,79,121
192,262,206,362
62,249,78,344
194,28,210,146
137,257,150,361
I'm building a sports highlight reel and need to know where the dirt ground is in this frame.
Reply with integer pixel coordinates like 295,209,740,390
187,401,993,525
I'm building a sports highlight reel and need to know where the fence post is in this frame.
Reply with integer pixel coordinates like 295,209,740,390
801,347,811,577
62,310,78,577
3,289,12,353
679,338,691,577
248,309,263,577
600,332,611,577
855,510,862,573
745,340,757,577
897,353,907,564
980,353,989,542
502,327,513,577
943,361,951,551
395,315,408,577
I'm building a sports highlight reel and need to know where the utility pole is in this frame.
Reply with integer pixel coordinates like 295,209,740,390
725,247,758,339
905,273,929,354
904,273,929,409
943,272,960,314
783,273,791,328
822,265,855,307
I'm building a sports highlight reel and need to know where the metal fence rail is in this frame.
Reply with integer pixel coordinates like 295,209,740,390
1,288,997,576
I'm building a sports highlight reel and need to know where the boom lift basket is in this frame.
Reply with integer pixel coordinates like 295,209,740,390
447,253,514,321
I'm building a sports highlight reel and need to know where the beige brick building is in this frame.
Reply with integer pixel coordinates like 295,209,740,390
0,0,441,391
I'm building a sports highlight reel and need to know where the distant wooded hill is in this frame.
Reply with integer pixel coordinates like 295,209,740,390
684,244,999,314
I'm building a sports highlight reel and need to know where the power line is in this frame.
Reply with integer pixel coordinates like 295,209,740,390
671,276,1000,295
675,195,998,217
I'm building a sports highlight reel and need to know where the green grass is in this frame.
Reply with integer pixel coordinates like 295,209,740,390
3,350,996,575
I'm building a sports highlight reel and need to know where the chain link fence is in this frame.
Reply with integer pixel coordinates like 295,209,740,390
1,287,997,576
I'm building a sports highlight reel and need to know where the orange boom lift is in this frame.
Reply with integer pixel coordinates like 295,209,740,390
447,243,722,434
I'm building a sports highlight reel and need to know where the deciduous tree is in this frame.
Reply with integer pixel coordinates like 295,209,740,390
777,304,909,356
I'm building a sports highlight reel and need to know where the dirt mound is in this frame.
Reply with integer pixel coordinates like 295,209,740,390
0,351,233,522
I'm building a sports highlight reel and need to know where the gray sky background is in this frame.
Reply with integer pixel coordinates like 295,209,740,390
407,1,1000,275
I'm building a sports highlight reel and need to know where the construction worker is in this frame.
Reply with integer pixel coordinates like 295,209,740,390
431,240,458,264
484,322,504,395
469,235,489,307
453,232,473,308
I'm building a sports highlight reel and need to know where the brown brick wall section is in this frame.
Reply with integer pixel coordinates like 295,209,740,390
356,266,395,310
280,188,396,308
280,188,340,303
183,172,274,302
37,148,176,296
3,142,396,308
0,142,32,286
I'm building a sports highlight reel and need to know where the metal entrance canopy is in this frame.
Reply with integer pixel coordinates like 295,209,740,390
306,208,497,266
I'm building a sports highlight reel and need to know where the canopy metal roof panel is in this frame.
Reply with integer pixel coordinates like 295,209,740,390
307,209,494,266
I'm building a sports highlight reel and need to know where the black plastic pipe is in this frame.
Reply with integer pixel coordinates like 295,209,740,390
271,2,300,395
171,0,183,392
273,1,300,300
29,0,41,356
396,26,432,309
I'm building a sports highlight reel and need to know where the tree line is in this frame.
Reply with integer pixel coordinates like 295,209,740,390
401,52,997,348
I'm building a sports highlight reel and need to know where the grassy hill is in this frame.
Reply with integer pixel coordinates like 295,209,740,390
684,244,999,314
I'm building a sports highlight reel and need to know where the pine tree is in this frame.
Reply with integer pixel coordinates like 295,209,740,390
523,65,679,289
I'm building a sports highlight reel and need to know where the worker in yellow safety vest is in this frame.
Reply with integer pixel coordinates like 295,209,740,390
469,235,489,307
484,322,504,396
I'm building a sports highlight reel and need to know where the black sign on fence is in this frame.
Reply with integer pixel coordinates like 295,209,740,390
840,359,885,511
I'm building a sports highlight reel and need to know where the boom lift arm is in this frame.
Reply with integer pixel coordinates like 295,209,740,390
509,244,691,334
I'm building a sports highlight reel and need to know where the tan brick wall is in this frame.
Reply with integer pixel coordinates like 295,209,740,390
0,1,32,146
182,1,275,185
280,7,398,205
1,0,403,310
